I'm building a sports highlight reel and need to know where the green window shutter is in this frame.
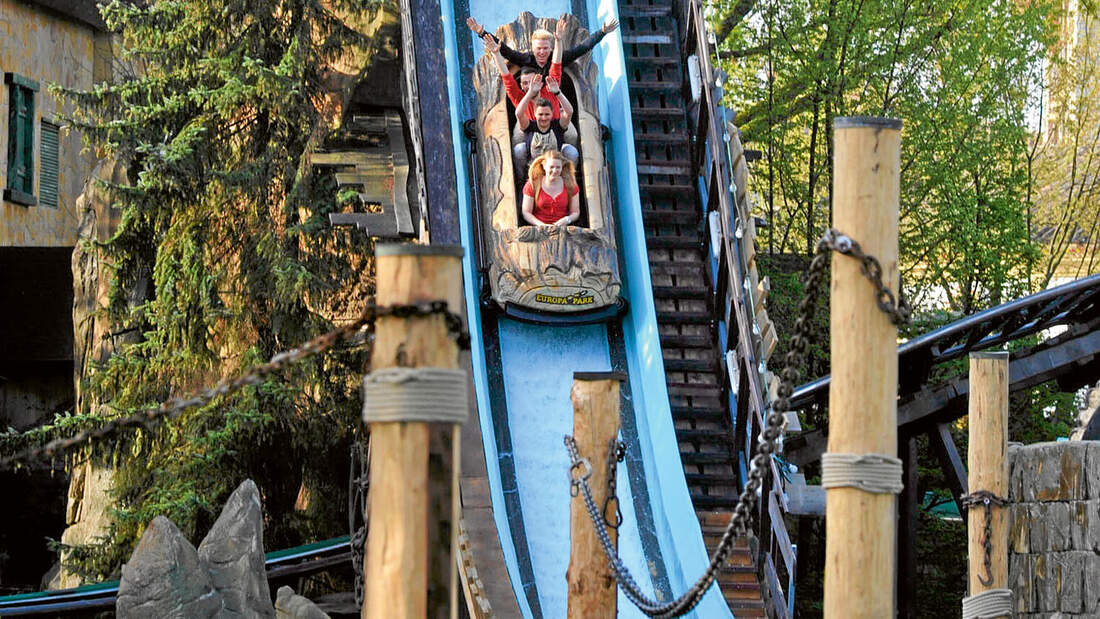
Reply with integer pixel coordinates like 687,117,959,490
5,72,38,206
40,121,59,208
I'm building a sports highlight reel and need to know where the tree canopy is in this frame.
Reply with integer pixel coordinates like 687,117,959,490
714,0,1056,313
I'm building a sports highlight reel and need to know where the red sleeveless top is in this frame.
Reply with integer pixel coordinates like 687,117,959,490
523,180,578,224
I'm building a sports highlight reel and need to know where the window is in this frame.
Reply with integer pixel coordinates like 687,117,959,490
39,121,59,208
5,72,38,206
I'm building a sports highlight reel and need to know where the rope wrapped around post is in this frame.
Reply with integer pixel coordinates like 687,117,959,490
820,453,904,494
362,367,469,424
960,588,1012,619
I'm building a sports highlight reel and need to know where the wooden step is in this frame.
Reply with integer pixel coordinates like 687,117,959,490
623,35,674,45
631,106,683,118
676,428,729,443
660,333,712,348
690,493,741,508
645,235,704,250
636,159,692,176
667,383,721,397
671,405,726,420
649,262,706,277
684,472,739,485
641,208,698,224
634,131,688,143
652,285,708,299
681,451,735,465
657,310,711,324
639,182,695,196
629,79,680,91
626,55,680,65
619,5,672,17
664,357,718,372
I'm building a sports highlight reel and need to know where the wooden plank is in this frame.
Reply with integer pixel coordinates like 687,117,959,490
769,491,796,573
786,482,825,516
762,553,791,619
928,421,968,514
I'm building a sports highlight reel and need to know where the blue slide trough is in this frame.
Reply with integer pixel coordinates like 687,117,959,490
440,0,732,616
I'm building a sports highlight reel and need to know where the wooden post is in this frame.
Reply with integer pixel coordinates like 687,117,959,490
967,351,1009,615
567,371,624,618
825,117,901,619
364,244,465,619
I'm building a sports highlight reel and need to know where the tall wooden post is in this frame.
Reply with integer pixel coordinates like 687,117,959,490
567,372,624,618
967,351,1009,616
825,117,901,619
364,244,465,619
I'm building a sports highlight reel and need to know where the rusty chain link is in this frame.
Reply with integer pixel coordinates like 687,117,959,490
960,489,1008,586
566,228,910,617
348,440,370,608
1,301,469,470
603,438,626,530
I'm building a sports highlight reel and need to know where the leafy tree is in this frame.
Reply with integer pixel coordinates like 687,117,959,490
1031,3,1100,285
37,0,386,578
713,0,1054,313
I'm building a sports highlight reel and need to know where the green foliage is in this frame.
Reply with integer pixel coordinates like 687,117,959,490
35,0,383,579
713,0,1055,313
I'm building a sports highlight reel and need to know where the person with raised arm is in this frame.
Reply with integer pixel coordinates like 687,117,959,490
483,35,563,123
468,14,619,78
513,74,577,178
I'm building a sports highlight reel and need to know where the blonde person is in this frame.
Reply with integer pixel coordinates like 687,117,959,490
483,34,563,147
522,150,580,228
513,74,577,178
468,14,619,80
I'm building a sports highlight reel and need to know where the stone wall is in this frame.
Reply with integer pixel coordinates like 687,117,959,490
1008,441,1100,616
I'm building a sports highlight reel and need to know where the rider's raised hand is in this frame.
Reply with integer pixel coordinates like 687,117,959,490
602,18,619,34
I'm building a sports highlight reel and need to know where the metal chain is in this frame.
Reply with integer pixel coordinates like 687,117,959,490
1,301,470,470
603,438,626,530
348,440,370,608
960,489,1008,586
565,228,910,618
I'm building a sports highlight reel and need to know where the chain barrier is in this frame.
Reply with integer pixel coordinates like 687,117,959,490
603,438,626,530
960,489,1008,586
566,228,910,618
348,439,370,608
1,301,470,470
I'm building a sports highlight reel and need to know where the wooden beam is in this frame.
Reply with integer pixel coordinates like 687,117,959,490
966,352,1009,617
824,117,901,619
364,244,464,619
567,373,623,618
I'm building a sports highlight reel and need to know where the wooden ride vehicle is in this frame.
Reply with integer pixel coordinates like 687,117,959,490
470,12,625,324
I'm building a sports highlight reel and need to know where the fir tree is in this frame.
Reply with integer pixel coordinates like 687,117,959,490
47,0,386,577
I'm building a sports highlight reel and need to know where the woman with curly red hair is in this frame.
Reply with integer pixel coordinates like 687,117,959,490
521,150,580,227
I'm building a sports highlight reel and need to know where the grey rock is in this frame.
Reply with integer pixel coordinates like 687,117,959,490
275,586,331,619
1055,552,1085,613
1011,442,1089,501
1047,502,1073,552
198,479,274,618
1083,554,1100,614
116,516,223,618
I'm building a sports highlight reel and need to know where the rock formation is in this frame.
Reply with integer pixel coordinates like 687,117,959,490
116,479,280,618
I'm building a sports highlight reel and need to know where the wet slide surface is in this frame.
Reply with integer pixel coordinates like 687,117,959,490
440,0,733,616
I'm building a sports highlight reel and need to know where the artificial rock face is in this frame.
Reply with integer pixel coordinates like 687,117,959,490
117,479,276,618
275,586,331,619
116,516,222,618
198,479,274,618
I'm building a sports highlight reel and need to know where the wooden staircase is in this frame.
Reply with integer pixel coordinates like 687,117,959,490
619,1,767,615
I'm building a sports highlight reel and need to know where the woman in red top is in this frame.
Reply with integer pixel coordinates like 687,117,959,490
521,150,580,227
